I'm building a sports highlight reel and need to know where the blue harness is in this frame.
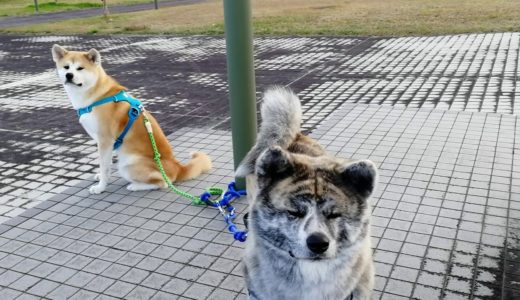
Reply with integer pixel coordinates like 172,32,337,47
76,90,143,150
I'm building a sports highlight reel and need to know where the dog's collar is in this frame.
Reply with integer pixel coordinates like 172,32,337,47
76,90,144,150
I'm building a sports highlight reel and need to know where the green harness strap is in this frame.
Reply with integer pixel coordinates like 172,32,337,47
142,112,223,205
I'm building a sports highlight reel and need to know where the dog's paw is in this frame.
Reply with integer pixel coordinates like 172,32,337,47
126,184,139,191
89,183,106,194
126,183,160,191
94,173,111,183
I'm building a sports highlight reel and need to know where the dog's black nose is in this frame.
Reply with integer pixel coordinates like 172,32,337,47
66,73,73,80
306,233,329,254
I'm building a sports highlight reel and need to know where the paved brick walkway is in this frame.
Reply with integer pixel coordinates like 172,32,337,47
0,34,519,299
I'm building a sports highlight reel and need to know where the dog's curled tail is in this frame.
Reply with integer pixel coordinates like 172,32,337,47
236,86,302,177
175,151,212,181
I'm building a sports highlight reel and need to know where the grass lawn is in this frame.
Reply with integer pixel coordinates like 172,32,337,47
2,0,519,36
0,0,149,17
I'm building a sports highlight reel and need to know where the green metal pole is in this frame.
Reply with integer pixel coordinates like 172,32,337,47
154,0,158,9
223,0,257,190
33,0,39,13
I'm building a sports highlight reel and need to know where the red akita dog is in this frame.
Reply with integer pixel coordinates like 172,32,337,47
52,45,212,194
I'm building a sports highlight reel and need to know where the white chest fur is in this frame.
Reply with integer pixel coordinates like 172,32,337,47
65,85,89,109
65,85,100,141
79,113,99,142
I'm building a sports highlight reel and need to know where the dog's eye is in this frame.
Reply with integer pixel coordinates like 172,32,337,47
77,67,84,71
64,66,69,69
287,210,305,219
325,212,341,219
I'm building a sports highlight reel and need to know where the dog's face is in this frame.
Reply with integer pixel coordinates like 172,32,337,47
251,146,376,261
51,44,102,91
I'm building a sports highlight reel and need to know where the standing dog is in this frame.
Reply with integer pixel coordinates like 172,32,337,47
236,87,376,300
51,45,211,194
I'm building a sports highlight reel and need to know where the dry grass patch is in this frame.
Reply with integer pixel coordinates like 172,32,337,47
0,0,149,17
4,0,520,36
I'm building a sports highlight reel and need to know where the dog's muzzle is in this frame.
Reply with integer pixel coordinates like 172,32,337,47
65,79,82,87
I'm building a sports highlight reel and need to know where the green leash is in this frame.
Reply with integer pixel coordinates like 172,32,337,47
141,111,249,242
142,112,223,205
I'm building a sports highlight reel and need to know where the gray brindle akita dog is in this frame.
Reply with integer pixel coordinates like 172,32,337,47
236,87,376,300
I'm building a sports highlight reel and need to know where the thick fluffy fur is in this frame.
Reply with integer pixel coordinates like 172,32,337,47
52,45,211,194
238,87,376,300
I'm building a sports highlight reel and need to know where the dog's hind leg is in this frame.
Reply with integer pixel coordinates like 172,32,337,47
119,157,167,191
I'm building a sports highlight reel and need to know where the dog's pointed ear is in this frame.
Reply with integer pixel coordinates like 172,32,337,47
86,48,101,65
338,160,377,198
236,145,261,177
255,146,294,183
51,44,67,62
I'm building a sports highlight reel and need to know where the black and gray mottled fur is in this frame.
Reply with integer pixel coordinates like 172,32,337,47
237,87,376,300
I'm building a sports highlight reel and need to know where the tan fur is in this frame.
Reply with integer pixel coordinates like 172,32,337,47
52,45,211,193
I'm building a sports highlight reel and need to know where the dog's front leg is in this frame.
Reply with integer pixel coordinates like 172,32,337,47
90,142,112,194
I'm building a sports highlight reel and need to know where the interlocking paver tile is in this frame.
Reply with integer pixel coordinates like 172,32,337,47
220,275,244,292
198,270,227,287
176,265,205,281
149,244,177,260
0,288,22,300
141,273,170,290
83,259,112,274
207,288,238,300
189,253,217,268
125,286,157,300
47,266,78,283
9,274,41,292
96,295,120,300
0,270,23,286
26,279,60,297
155,261,183,277
120,268,150,284
14,294,40,300
183,282,214,299
101,263,131,280
103,280,136,298
68,289,99,300
209,257,239,274
169,249,196,264
83,276,115,293
67,255,93,270
65,270,96,288
117,252,145,267
151,291,179,300
162,278,191,295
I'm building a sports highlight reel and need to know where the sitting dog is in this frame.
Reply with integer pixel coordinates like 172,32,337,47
236,87,376,300
51,45,211,194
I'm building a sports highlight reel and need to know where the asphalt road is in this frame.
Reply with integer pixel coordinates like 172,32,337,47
0,0,205,29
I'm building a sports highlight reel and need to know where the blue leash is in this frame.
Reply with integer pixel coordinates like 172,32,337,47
200,182,248,242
